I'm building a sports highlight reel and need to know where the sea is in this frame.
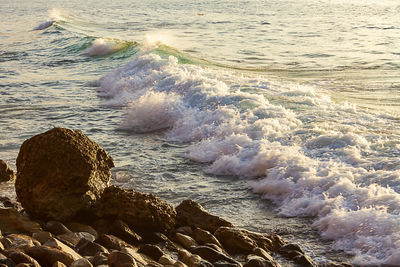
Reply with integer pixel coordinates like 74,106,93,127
0,0,399,265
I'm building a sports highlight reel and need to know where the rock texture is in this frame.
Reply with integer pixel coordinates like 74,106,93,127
0,160,15,182
0,208,42,235
15,127,114,221
94,186,176,234
176,200,233,233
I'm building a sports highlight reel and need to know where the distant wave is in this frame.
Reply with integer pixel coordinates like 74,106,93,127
32,20,55,31
83,38,130,57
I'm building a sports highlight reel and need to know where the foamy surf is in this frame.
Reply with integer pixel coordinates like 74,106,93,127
98,52,400,265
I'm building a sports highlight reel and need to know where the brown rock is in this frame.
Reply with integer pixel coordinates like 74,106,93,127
75,239,108,257
177,249,213,267
52,261,67,267
0,160,15,182
15,264,31,267
0,208,42,235
214,227,285,254
175,200,233,233
95,234,131,250
91,252,109,266
70,258,93,267
45,221,71,236
32,231,53,244
251,248,279,267
174,233,198,250
244,255,276,267
159,255,174,265
137,244,163,261
109,220,142,245
25,246,75,267
8,251,40,267
173,261,188,267
176,227,193,237
292,254,316,267
193,228,222,247
278,243,304,258
108,251,136,267
16,127,114,221
43,237,82,261
3,234,40,250
94,186,176,234
66,223,98,239
120,247,148,266
0,258,15,267
191,246,239,265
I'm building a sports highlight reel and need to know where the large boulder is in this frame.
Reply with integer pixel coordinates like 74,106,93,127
0,160,15,182
93,186,176,234
15,128,114,221
175,200,233,233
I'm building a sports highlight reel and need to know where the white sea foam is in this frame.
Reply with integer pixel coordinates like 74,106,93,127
99,52,400,265
83,38,126,57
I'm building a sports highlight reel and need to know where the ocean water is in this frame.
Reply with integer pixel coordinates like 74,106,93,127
1,0,400,265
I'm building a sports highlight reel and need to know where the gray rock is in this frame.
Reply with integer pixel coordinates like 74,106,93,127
0,160,15,183
16,127,113,221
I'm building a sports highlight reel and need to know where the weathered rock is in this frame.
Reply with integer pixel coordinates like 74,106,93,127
292,254,316,267
278,243,304,258
32,231,53,244
0,208,42,235
191,246,239,265
214,227,285,254
176,201,233,233
75,238,108,257
66,223,98,240
319,262,353,267
3,234,40,250
120,247,148,266
43,237,82,261
176,227,193,237
96,234,132,250
16,127,114,221
45,221,71,236
25,246,75,267
7,251,40,267
251,248,279,267
15,264,30,267
177,249,213,267
137,244,163,261
0,160,15,183
173,261,188,267
70,258,93,267
109,220,142,245
94,186,176,234
52,261,67,267
174,233,198,250
159,255,174,265
56,232,81,247
91,252,109,266
244,255,276,267
108,251,137,267
193,228,222,247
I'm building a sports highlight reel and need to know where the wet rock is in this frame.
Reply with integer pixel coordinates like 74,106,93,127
191,246,239,265
0,258,15,267
108,251,136,267
25,246,75,267
75,239,108,257
193,228,222,247
174,233,198,250
176,200,233,233
7,251,40,267
32,231,53,244
43,237,82,261
91,252,109,266
176,227,193,237
213,261,241,267
173,261,188,267
159,255,174,265
292,254,316,267
66,223,98,240
70,258,93,267
244,255,276,267
16,127,114,221
278,243,304,258
3,234,40,250
96,234,132,250
45,221,72,236
203,243,226,254
52,261,67,267
120,247,148,266
109,220,142,245
320,262,353,267
214,227,285,254
94,186,176,234
178,249,213,267
138,244,164,261
251,248,279,267
0,160,15,183
0,208,42,235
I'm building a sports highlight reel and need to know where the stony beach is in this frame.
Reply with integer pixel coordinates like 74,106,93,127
0,128,353,267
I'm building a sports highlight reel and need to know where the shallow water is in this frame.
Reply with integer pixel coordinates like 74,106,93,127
1,0,400,265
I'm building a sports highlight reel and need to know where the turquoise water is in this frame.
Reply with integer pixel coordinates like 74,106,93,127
1,0,400,265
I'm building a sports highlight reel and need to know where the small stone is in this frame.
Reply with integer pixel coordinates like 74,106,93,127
8,251,40,267
319,262,353,267
244,255,279,267
25,246,75,267
75,238,108,257
0,160,15,183
108,251,137,267
66,223,98,240
45,221,71,236
177,249,213,267
176,200,233,233
0,208,42,235
193,228,222,247
109,220,142,245
52,261,67,267
278,243,304,258
292,254,316,267
56,232,81,247
174,233,198,250
43,237,82,261
159,255,174,265
70,258,93,267
32,231,53,244
96,234,132,250
138,244,164,261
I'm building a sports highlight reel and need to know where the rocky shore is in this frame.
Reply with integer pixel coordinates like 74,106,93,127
0,128,352,267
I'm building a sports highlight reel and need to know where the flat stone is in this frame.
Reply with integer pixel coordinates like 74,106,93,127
25,246,75,267
174,233,198,250
137,244,164,261
193,228,222,247
0,208,42,235
176,200,233,233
